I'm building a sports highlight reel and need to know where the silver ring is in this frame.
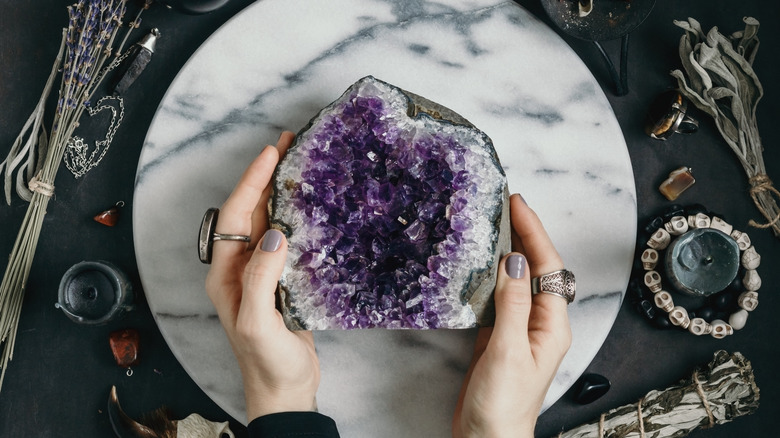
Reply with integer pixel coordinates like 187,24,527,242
198,208,250,264
531,269,576,304
645,89,699,140
212,233,251,242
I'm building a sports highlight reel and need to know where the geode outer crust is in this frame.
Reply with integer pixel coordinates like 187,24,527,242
270,76,509,330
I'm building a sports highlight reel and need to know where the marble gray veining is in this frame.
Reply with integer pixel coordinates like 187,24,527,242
133,1,636,436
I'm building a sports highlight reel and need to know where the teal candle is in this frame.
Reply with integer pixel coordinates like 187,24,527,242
665,228,740,297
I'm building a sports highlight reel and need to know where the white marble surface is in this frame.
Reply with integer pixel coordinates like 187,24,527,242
133,1,637,436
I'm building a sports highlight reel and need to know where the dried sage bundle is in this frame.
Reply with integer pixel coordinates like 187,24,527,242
553,350,759,438
671,17,780,237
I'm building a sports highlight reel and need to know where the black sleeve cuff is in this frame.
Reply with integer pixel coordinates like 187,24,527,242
247,411,340,438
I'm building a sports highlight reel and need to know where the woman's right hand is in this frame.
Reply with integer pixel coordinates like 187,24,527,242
205,132,322,421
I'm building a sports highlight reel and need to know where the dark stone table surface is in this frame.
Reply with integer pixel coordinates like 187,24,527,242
1,1,777,436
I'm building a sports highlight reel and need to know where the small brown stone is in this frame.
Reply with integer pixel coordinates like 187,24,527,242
109,328,140,368
94,206,120,226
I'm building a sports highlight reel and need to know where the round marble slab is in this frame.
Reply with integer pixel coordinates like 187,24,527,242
133,1,636,436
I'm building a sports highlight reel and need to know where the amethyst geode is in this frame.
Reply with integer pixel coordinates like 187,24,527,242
271,76,509,330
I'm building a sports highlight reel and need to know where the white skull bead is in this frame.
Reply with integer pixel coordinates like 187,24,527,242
647,228,671,250
654,291,674,312
641,248,659,270
688,318,712,335
741,246,761,270
644,271,662,293
664,216,689,236
688,213,711,229
669,306,690,329
738,291,759,311
709,216,733,235
743,269,762,291
730,229,752,251
710,319,733,339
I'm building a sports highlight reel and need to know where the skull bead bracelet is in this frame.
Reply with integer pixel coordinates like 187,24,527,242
633,205,761,338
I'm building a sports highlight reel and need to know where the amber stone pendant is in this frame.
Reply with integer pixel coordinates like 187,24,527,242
109,328,140,368
94,201,125,226
659,167,695,201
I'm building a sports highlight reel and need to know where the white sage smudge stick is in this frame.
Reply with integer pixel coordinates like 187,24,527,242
552,350,759,438
671,17,780,237
0,0,130,391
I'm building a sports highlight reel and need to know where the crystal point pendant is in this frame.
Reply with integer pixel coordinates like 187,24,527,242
94,201,124,226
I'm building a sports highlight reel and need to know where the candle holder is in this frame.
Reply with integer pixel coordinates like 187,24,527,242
631,205,761,338
56,261,134,325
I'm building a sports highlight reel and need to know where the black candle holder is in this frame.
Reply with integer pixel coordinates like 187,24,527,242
56,260,134,325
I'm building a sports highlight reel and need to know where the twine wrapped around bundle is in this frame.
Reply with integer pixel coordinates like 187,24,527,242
553,351,759,438
671,17,780,237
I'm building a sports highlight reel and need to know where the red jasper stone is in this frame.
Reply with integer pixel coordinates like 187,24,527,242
109,329,140,368
94,207,120,226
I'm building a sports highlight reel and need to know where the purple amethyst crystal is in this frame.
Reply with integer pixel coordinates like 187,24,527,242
271,76,509,330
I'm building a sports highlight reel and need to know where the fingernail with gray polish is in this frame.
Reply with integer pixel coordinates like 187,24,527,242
505,254,526,279
518,193,527,205
261,229,283,252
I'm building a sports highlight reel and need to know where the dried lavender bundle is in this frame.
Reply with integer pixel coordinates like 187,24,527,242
553,351,759,438
0,0,129,391
671,17,780,237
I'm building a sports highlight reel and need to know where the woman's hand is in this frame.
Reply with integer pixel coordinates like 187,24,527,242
452,194,572,438
205,131,321,420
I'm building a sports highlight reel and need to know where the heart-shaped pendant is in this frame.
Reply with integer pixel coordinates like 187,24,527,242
64,95,125,178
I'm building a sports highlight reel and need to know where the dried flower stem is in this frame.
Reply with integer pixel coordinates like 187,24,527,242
0,0,129,391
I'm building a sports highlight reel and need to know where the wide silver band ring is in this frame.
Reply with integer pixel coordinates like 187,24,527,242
531,269,576,304
198,208,250,264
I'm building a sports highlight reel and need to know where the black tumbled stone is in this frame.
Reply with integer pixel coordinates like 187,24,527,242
653,313,673,329
696,306,715,321
573,373,611,404
662,204,685,220
684,203,708,216
726,273,744,292
644,216,664,234
713,291,735,311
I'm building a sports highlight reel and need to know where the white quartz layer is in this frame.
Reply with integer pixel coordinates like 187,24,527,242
133,1,637,437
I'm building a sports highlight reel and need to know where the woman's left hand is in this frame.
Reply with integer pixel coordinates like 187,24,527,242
205,131,321,420
452,194,572,438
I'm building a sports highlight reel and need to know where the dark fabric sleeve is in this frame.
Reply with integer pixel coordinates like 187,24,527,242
247,411,340,438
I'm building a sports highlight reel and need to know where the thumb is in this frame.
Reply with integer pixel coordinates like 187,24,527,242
241,229,288,324
491,252,532,348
